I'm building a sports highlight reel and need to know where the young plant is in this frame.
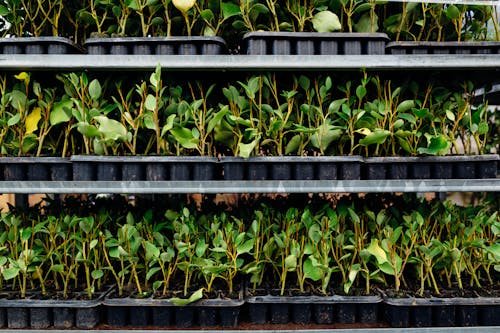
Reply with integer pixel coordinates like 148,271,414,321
75,216,105,299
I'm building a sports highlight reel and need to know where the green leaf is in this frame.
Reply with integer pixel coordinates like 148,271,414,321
344,264,360,294
396,100,415,113
478,122,488,135
303,257,321,281
0,5,10,16
90,239,98,249
145,241,160,260
161,114,176,137
356,85,367,99
77,123,100,137
50,264,65,273
417,134,450,156
285,135,301,155
207,108,228,134
171,288,203,306
91,269,104,280
7,113,21,126
311,123,342,154
94,116,128,142
201,9,215,22
445,110,456,122
170,126,199,149
221,2,240,19
284,254,297,271
312,11,341,32
445,5,461,20
237,239,254,255
354,12,378,33
89,79,102,101
359,129,390,146
238,138,259,158
50,99,73,125
145,94,157,111
2,267,19,280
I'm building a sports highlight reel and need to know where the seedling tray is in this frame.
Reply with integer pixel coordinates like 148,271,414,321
0,289,109,329
0,37,84,54
243,32,390,55
245,294,382,325
386,41,500,55
84,37,227,55
221,156,362,181
103,296,243,328
384,296,500,327
0,157,72,181
70,155,219,181
363,155,499,180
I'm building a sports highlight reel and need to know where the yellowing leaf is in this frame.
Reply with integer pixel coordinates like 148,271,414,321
14,72,29,84
172,0,195,13
25,107,41,134
366,239,388,265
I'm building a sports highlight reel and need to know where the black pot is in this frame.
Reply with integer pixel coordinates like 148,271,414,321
219,306,240,327
151,307,173,327
106,306,128,326
84,37,227,55
386,41,500,55
222,157,245,180
384,296,499,327
6,308,28,328
122,163,145,180
271,163,292,180
384,300,410,327
270,303,289,324
243,32,389,55
291,303,312,324
30,308,51,328
336,303,356,324
0,37,84,54
313,304,334,324
247,303,268,324
410,162,432,179
53,308,73,329
146,163,169,181
97,163,121,181
198,307,217,327
175,307,195,327
72,161,96,181
129,306,150,326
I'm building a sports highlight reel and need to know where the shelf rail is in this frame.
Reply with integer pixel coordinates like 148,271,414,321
0,179,499,194
1,54,500,72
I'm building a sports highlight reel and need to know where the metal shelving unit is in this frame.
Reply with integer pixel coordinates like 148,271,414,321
0,54,499,72
1,179,499,194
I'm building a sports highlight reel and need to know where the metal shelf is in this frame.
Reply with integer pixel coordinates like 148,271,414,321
0,327,498,333
0,54,499,72
1,179,499,194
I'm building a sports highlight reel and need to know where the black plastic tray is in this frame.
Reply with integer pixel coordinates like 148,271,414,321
243,32,390,55
384,296,500,327
386,41,500,55
0,37,84,54
0,157,72,181
103,296,243,327
84,36,227,55
70,155,219,181
221,156,362,180
363,155,499,180
245,294,382,325
0,289,109,329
